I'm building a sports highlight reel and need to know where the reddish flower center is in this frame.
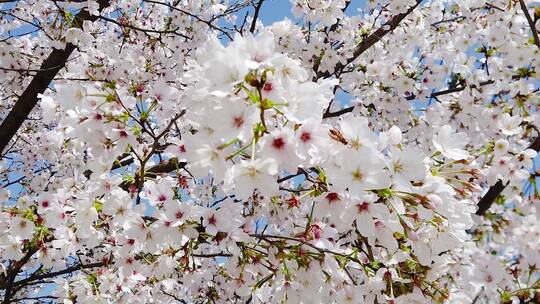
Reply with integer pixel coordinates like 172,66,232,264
263,83,273,91
233,116,244,128
272,137,285,150
325,192,339,203
208,214,217,226
356,202,369,213
179,176,188,188
310,224,322,239
287,196,299,208
300,131,311,142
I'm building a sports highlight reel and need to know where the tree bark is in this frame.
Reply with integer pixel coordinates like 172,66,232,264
476,136,540,215
0,0,110,156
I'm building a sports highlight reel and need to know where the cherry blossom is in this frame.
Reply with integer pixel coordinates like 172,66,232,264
0,0,539,303
433,125,469,160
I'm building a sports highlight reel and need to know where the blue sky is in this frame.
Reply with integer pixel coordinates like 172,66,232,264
258,0,293,24
257,0,367,25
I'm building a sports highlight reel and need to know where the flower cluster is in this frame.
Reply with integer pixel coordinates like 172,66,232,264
0,0,539,303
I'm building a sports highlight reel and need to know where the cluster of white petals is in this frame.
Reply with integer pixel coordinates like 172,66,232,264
0,0,539,303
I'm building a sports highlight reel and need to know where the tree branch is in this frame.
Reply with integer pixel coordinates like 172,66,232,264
119,157,188,191
322,80,495,119
0,0,110,156
518,0,540,50
142,0,233,40
11,261,104,288
1,248,39,304
249,0,265,33
317,0,423,79
476,136,540,215
98,15,191,39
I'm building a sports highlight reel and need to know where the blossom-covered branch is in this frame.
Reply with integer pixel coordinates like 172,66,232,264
0,0,539,303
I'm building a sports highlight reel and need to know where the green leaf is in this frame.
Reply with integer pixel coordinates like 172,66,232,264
93,199,103,213
377,188,394,199
243,86,259,104
253,273,274,289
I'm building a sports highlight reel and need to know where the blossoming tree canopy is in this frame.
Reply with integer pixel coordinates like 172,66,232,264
0,0,539,303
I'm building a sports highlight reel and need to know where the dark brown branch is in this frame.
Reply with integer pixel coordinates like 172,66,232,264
161,289,187,304
277,170,305,183
11,261,105,288
249,0,265,33
146,157,187,175
317,0,423,79
10,295,58,303
471,286,484,304
312,1,351,75
192,252,233,258
322,106,355,119
484,3,505,12
476,136,540,215
119,157,188,191
142,0,233,40
518,0,540,50
475,180,506,215
430,16,466,27
410,80,495,100
322,80,495,119
1,248,39,304
1,175,25,187
98,15,190,39
0,0,110,156
110,153,134,170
